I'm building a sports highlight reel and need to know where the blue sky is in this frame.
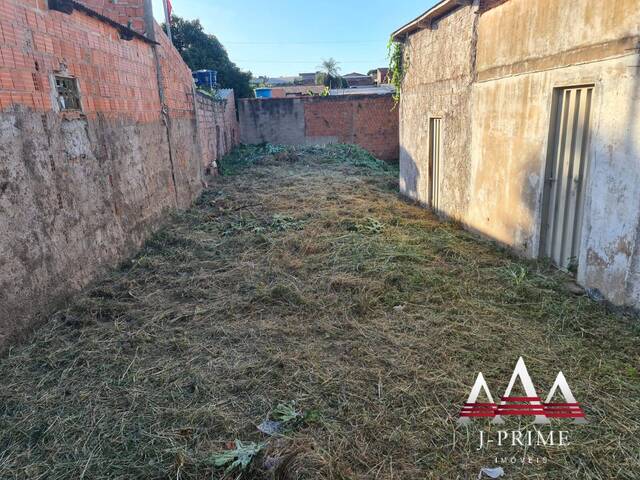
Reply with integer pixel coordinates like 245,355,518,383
151,0,435,77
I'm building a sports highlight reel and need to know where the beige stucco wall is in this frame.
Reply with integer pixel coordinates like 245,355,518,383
398,0,640,307
398,4,477,220
470,0,640,305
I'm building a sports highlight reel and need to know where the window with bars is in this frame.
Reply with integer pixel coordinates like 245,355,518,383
55,76,81,111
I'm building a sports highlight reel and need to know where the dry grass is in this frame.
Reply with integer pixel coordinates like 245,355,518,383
1,144,639,479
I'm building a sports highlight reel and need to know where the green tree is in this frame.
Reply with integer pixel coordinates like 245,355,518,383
316,58,348,89
164,16,253,98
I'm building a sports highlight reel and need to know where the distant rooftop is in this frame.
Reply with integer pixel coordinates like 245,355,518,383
330,85,395,96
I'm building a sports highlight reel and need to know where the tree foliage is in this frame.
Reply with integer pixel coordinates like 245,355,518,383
387,38,405,104
164,17,253,98
316,58,348,89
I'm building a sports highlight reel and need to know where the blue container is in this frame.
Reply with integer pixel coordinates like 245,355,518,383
192,70,217,89
254,88,272,99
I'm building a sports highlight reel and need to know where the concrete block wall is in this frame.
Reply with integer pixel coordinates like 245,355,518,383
238,94,399,161
0,0,236,347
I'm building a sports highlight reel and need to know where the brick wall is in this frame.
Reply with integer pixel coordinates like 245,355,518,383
238,94,399,161
75,0,147,35
0,0,236,348
0,1,160,121
196,90,240,173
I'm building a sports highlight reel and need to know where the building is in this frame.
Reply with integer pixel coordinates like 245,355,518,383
343,72,375,87
369,68,390,85
298,72,318,85
393,0,640,308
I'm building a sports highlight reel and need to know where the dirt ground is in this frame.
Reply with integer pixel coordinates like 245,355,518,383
1,145,639,480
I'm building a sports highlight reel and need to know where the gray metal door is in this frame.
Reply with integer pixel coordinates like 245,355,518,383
542,86,593,271
429,118,442,210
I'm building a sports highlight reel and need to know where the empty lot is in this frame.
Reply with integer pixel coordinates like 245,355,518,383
1,145,639,479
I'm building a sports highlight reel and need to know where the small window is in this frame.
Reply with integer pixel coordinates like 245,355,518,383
55,76,81,111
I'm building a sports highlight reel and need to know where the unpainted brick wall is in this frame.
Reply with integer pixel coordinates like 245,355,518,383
0,0,236,348
0,1,160,121
75,0,147,35
196,91,240,172
239,95,399,161
305,95,399,161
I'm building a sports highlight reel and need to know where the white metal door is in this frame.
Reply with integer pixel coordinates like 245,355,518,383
429,118,442,210
542,86,593,271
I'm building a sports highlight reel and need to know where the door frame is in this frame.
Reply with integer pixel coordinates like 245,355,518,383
539,84,596,272
428,116,443,210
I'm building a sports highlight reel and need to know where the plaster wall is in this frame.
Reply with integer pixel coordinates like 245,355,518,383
469,0,640,304
398,4,477,220
398,0,640,307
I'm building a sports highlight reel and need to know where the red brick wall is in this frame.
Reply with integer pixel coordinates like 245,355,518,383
239,94,399,161
304,95,399,161
153,22,194,119
75,0,147,35
0,0,240,347
196,90,240,173
0,1,160,122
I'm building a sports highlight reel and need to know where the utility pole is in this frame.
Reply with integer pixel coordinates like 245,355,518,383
162,0,173,44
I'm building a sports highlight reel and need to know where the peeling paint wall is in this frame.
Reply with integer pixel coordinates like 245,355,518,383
398,0,640,308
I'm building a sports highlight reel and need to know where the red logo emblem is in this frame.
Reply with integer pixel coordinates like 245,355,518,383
459,357,586,425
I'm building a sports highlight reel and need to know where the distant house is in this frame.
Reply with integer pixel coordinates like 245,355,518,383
298,72,318,85
266,76,298,86
368,68,389,85
343,72,375,87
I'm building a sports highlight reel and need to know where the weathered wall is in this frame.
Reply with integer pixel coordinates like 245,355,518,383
398,4,477,219
398,0,640,307
238,94,399,161
196,90,240,173
0,0,234,346
469,0,640,304
239,98,306,146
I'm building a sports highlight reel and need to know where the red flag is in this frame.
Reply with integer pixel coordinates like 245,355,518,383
167,0,173,22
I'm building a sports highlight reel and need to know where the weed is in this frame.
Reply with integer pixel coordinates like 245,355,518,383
210,440,264,474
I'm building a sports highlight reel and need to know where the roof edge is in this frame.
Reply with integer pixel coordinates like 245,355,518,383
391,0,472,41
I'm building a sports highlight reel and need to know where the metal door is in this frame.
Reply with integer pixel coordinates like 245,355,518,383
542,86,593,271
429,118,442,210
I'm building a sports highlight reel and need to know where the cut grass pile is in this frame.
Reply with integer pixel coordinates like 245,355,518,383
0,144,639,479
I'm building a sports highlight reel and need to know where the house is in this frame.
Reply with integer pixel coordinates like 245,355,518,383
368,68,390,85
343,72,375,87
392,0,640,308
298,72,318,85
266,76,298,86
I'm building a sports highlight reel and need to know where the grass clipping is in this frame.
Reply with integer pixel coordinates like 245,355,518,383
1,144,639,479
